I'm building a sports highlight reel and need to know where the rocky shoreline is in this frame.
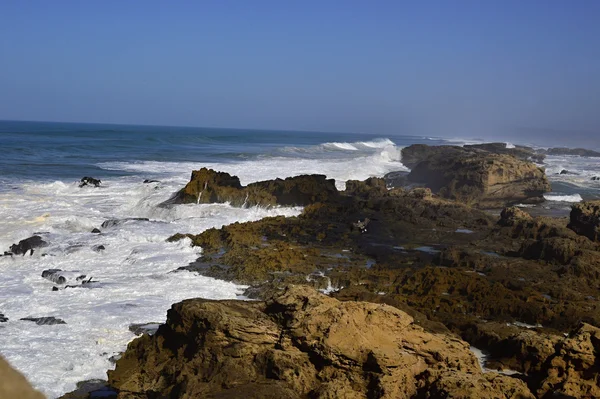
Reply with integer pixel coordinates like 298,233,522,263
5,143,600,398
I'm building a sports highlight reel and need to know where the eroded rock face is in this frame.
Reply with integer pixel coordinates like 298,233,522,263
464,142,545,163
0,356,46,399
168,167,339,207
533,323,600,398
568,201,600,241
108,286,533,399
407,151,550,208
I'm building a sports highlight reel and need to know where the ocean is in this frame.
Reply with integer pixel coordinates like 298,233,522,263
0,120,599,398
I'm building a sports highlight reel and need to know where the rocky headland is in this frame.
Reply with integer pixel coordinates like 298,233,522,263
52,143,600,398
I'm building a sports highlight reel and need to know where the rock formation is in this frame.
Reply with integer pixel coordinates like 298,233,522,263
406,149,550,208
166,167,339,207
568,200,600,241
0,356,46,399
8,235,48,256
108,285,534,399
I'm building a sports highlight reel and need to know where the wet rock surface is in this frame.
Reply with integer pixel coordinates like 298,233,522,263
108,285,534,399
8,235,48,256
79,176,101,187
0,356,46,399
543,147,600,157
20,316,67,325
0,313,7,322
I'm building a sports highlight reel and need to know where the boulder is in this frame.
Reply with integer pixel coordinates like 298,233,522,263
9,235,48,256
406,149,550,208
108,285,533,399
498,206,533,226
0,313,7,323
168,168,339,207
0,356,46,399
79,176,101,187
568,201,600,241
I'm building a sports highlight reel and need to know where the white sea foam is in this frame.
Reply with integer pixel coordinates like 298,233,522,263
543,193,583,202
505,142,515,149
0,175,301,398
324,142,359,151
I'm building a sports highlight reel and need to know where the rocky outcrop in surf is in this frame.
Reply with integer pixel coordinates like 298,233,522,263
108,285,534,399
8,235,48,256
401,144,550,208
165,167,339,207
0,356,46,399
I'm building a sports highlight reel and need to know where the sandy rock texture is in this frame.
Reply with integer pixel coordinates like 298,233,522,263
108,286,533,399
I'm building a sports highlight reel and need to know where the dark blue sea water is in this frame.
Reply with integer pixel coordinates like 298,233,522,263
0,120,445,182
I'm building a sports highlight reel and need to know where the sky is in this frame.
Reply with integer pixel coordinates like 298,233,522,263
0,1,599,138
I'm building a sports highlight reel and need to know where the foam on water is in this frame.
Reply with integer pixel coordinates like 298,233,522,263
0,175,301,398
543,193,583,202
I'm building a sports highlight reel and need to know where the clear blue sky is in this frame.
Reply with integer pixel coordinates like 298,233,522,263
1,1,599,137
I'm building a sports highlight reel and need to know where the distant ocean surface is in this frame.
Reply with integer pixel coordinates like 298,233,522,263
1,120,599,398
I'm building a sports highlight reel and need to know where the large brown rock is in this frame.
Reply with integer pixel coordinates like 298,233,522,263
405,147,550,208
533,323,600,398
0,356,46,399
168,167,339,207
108,286,533,399
464,142,545,163
568,200,600,241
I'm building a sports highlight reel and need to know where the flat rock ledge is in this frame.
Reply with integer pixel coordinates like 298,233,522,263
108,285,533,399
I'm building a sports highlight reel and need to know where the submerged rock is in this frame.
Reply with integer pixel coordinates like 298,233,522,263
20,316,66,325
100,218,150,229
42,269,87,285
0,356,46,399
167,167,339,207
0,313,7,322
57,379,117,399
9,235,48,256
108,285,533,399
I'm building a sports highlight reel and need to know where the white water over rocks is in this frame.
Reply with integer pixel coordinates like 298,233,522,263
0,141,407,398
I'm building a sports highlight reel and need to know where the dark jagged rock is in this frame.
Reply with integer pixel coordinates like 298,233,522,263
401,144,468,169
405,147,550,208
0,356,46,399
79,176,101,187
568,200,600,241
20,316,66,325
592,176,600,181
559,169,578,175
544,147,600,157
167,167,339,207
108,286,533,399
0,313,7,322
91,228,101,234
9,235,48,256
92,245,105,252
100,218,150,229
142,179,159,184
